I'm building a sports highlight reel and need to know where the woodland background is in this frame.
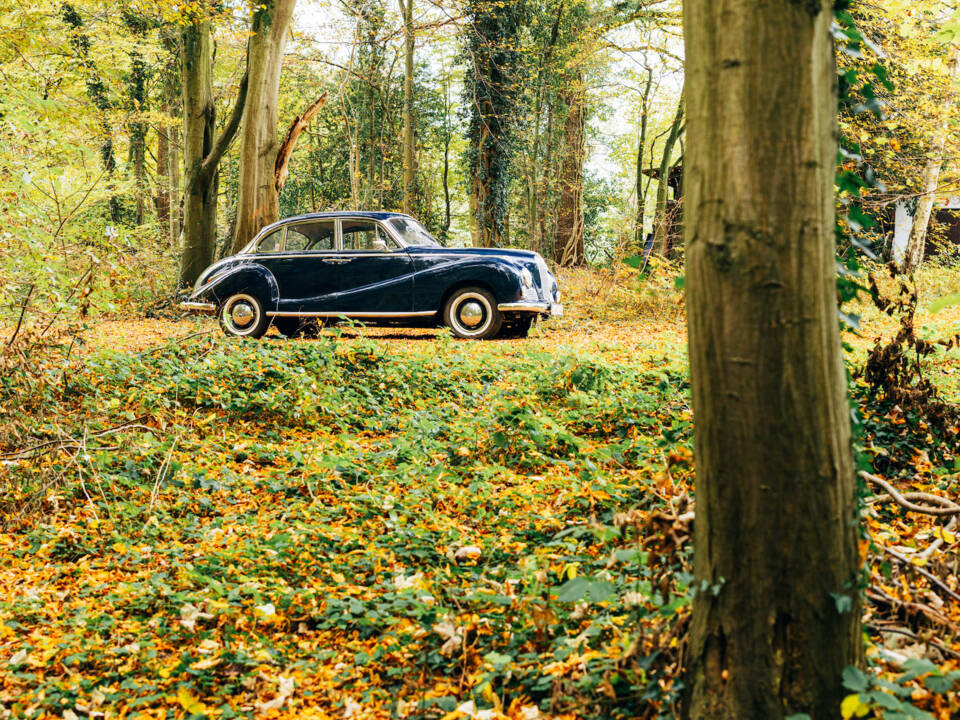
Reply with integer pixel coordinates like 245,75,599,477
1,1,960,719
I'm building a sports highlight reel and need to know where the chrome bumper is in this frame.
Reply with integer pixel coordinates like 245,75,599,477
498,302,564,317
179,301,217,314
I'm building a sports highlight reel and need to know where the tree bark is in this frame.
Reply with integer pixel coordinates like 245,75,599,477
399,0,415,214
682,1,861,718
653,86,684,256
230,0,297,254
178,17,248,288
555,75,586,267
275,92,328,193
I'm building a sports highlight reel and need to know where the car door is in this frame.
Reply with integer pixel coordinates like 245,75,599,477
256,219,339,312
331,218,414,313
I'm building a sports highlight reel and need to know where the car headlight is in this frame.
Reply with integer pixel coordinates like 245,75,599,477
520,268,534,288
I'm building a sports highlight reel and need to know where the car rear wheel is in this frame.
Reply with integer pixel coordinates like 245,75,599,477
444,287,503,340
219,293,269,338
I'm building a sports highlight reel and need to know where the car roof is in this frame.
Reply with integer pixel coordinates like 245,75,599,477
277,211,407,223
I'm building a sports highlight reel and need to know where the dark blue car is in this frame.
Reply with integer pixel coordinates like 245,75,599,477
179,211,563,340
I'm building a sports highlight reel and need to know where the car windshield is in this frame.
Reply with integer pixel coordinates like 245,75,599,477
389,217,442,247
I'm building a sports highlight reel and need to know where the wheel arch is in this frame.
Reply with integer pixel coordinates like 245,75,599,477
205,264,280,313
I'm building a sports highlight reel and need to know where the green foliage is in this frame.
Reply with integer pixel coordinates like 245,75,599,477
2,334,693,718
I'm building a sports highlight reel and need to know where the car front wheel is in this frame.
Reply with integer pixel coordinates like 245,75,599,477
444,287,503,340
219,293,270,338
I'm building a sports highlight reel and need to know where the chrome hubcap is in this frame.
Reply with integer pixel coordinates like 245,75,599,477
459,301,483,328
231,302,255,327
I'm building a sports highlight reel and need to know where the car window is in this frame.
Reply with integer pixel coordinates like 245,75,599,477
285,221,335,252
341,220,397,252
257,229,283,253
388,216,441,247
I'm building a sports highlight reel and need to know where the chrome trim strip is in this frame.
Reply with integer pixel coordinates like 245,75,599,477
497,302,549,313
267,310,437,318
179,301,217,314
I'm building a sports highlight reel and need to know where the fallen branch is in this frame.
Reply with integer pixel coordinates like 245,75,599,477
860,471,960,517
0,417,158,461
275,92,328,193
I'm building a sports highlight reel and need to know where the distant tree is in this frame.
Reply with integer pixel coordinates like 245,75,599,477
122,10,150,226
461,0,524,247
398,0,416,214
682,1,862,718
60,2,120,222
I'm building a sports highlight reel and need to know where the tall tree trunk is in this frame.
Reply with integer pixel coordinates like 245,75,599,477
555,76,586,267
399,0,415,213
471,116,499,247
178,16,248,288
156,122,170,229
682,2,861,718
161,28,182,245
230,0,297,254
901,52,958,272
901,141,944,272
123,12,149,225
653,87,684,256
441,64,451,239
634,65,653,248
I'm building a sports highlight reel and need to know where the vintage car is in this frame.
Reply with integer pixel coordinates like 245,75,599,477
179,211,563,340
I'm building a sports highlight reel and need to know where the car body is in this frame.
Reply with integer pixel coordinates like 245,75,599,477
179,211,563,340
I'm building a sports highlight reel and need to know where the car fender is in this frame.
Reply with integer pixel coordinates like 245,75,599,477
192,262,280,312
412,256,525,310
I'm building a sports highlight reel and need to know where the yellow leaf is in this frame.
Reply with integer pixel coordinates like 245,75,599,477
841,693,870,719
178,686,207,714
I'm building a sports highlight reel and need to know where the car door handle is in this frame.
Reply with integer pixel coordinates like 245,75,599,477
322,258,352,264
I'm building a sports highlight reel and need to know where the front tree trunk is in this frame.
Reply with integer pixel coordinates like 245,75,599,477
230,0,297,254
682,1,861,718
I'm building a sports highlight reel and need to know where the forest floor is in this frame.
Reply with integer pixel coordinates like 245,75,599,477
1,265,959,720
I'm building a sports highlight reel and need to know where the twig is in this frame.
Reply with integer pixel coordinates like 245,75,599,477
860,471,960,517
149,437,178,512
5,284,34,347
